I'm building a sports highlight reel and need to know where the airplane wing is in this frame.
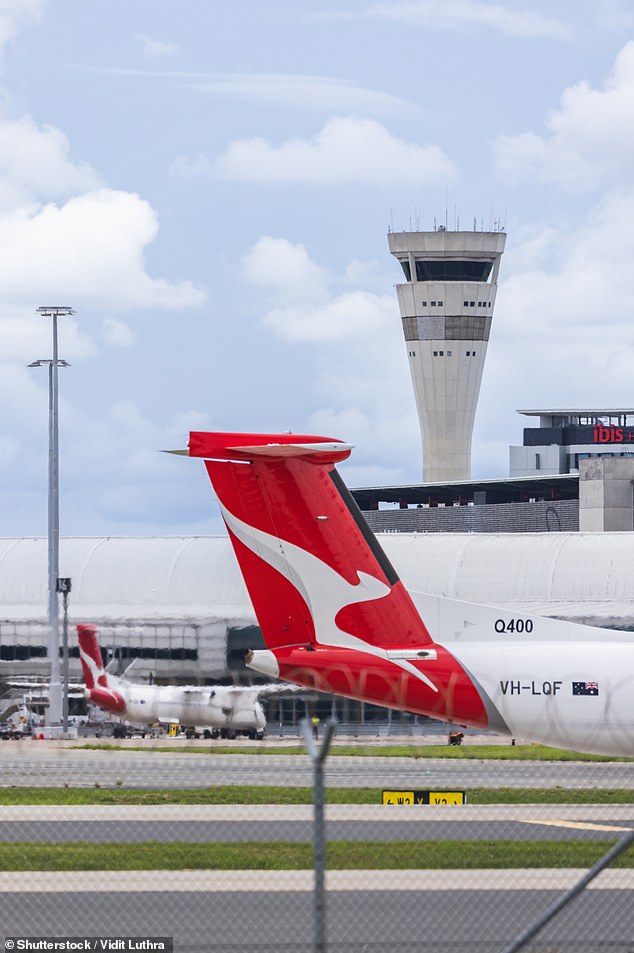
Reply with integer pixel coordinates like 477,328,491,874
4,680,86,700
250,682,303,698
5,679,84,689
220,682,303,698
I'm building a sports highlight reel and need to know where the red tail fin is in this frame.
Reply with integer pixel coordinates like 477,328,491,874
77,624,108,689
189,430,489,727
189,431,432,653
77,624,125,714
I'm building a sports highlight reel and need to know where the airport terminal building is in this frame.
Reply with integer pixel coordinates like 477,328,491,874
2,408,634,687
2,527,634,687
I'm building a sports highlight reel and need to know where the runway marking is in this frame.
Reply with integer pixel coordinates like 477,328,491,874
519,819,632,833
2,805,634,822
1,869,633,893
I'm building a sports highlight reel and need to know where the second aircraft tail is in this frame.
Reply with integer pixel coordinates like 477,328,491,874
77,624,125,714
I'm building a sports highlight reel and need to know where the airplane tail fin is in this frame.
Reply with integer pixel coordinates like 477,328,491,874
187,431,489,727
77,624,125,714
187,431,432,653
77,624,108,689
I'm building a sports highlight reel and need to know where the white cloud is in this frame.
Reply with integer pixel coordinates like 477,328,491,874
8,391,216,532
242,235,420,483
103,317,135,348
186,74,414,116
0,45,209,534
0,0,42,68
367,1,571,38
138,34,178,57
80,69,414,117
215,116,456,185
0,110,205,312
264,290,396,343
470,189,634,477
243,236,397,342
496,42,634,190
501,190,634,336
0,308,95,364
242,237,329,305
0,189,206,309
0,114,101,211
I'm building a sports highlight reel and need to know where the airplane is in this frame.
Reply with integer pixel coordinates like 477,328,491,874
77,624,272,739
182,429,634,757
0,702,41,738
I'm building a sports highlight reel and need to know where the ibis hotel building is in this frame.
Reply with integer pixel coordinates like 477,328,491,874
510,408,634,477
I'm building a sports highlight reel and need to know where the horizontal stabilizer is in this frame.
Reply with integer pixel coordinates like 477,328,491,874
188,431,352,464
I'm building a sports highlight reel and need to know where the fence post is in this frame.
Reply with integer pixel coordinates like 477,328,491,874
301,716,337,953
500,828,634,953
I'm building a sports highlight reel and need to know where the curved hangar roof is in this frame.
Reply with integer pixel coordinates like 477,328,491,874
1,533,633,628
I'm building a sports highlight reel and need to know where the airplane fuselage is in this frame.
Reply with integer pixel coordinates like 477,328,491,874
248,592,634,756
92,677,266,736
188,427,634,759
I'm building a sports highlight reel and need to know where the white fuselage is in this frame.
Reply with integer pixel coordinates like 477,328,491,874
412,590,634,756
107,677,266,734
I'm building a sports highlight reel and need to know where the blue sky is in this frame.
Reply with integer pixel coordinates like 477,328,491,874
2,0,634,535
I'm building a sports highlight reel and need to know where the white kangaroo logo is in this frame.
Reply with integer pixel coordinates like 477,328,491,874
220,503,437,692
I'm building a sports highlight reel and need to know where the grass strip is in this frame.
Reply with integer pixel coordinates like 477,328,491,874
1,840,633,871
73,743,633,761
0,786,633,805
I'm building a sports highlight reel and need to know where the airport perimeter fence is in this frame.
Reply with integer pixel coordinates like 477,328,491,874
0,728,634,953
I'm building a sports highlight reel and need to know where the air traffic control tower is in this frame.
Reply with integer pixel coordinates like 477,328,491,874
388,226,506,482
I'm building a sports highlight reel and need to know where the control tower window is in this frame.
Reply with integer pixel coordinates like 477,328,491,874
400,261,411,281
415,260,494,281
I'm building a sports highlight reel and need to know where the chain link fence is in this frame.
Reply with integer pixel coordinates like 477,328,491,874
0,728,633,953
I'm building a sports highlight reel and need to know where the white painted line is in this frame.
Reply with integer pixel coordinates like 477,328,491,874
518,819,632,832
1,804,634,822
0,869,633,893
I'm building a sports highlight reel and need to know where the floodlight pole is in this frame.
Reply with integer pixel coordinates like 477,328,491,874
29,306,74,728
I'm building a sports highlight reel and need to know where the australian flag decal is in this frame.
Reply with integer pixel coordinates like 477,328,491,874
572,681,599,696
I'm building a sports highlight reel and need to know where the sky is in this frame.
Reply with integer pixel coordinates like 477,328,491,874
2,0,634,537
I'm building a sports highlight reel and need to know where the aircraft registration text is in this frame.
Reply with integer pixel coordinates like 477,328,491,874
500,680,563,696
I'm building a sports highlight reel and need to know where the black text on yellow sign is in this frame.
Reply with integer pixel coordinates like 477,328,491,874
382,789,466,805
